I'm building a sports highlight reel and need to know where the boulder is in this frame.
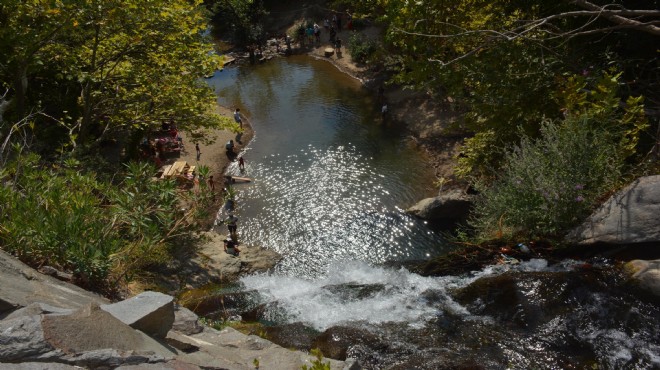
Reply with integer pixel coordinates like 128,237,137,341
0,249,108,317
172,304,204,335
0,303,176,366
101,291,175,339
406,189,473,229
0,315,61,362
623,259,660,297
566,175,660,246
191,231,281,283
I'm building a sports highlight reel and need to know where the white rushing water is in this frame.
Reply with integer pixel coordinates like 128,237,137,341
240,258,572,331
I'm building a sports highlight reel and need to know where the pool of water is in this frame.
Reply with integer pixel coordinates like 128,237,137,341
199,57,660,369
207,56,447,278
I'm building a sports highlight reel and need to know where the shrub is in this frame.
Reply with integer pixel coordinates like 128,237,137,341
346,32,378,64
470,116,624,239
0,155,190,288
468,70,649,240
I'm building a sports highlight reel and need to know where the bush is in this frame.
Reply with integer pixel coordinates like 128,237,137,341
470,116,624,239
468,71,649,240
346,32,378,64
0,155,192,288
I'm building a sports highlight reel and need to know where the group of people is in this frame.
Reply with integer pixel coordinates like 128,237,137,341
295,11,352,54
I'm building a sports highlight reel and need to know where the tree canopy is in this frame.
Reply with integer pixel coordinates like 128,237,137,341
344,0,658,179
1,0,229,154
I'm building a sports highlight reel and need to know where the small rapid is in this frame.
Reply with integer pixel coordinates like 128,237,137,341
238,259,660,369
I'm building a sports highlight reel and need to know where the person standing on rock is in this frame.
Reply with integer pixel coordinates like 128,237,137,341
314,23,321,45
238,156,245,171
233,108,243,128
226,213,238,238
335,38,342,55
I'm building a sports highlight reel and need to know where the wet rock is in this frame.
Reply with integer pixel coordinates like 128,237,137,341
179,288,255,318
264,322,319,351
313,326,388,361
452,271,583,329
624,259,660,297
101,291,175,338
406,189,473,229
566,175,660,246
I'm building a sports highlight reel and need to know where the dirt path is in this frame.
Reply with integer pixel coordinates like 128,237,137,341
177,105,253,196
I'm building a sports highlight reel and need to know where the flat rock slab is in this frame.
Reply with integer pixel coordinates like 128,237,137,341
0,249,108,317
193,231,281,282
175,326,353,370
101,291,175,339
0,363,79,370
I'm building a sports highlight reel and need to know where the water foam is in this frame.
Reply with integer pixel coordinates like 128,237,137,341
240,259,567,331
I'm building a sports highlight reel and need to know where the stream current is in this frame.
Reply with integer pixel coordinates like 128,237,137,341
206,57,660,369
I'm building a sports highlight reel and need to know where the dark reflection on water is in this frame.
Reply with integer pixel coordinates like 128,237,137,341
206,56,445,277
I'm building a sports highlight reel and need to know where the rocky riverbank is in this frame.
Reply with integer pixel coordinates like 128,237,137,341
0,249,359,369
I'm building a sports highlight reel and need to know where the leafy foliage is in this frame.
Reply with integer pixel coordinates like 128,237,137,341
347,32,379,64
0,154,196,288
0,0,228,151
375,0,657,179
471,117,623,239
210,0,268,47
301,348,331,370
470,72,648,239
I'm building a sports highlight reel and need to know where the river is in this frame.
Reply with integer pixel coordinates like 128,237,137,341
204,57,660,369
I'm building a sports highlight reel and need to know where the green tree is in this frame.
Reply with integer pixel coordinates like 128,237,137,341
210,0,268,48
376,0,658,179
1,0,230,152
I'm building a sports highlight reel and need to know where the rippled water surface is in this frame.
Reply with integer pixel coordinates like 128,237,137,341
201,57,660,369
207,56,445,278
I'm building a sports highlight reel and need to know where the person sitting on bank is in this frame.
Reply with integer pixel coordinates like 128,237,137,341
223,237,240,256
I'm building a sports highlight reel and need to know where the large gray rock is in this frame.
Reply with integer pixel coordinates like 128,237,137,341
190,231,281,284
172,304,203,335
0,315,61,362
101,291,175,339
0,249,108,317
566,175,660,245
407,189,473,228
0,303,175,366
624,260,660,297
